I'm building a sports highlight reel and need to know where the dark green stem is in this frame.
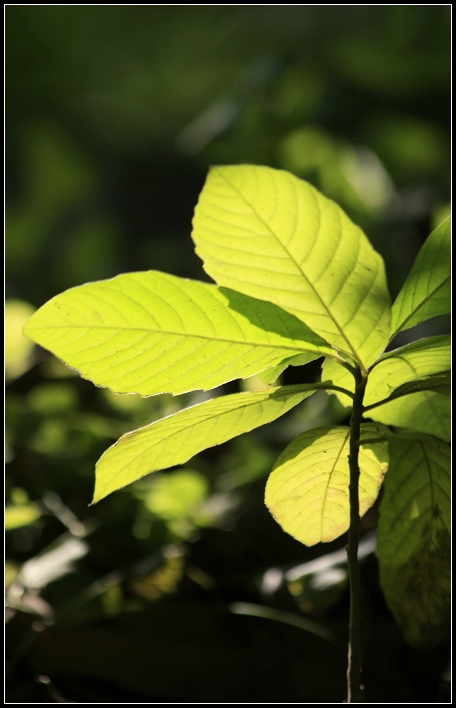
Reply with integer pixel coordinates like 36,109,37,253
346,367,367,703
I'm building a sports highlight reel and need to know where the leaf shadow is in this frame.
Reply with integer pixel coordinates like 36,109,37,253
220,287,330,349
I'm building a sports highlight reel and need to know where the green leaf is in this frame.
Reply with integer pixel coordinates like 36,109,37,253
192,164,391,369
377,434,450,649
323,336,451,441
23,271,333,397
265,423,388,547
94,385,318,503
390,217,451,339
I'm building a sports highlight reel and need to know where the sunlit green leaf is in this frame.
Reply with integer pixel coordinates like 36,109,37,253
323,336,450,441
377,434,450,649
23,271,333,397
391,217,451,339
192,164,391,368
94,385,318,503
265,423,388,547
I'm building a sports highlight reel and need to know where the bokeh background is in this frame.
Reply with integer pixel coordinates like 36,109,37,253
6,6,450,703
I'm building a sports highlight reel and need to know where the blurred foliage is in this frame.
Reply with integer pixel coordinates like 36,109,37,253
5,300,36,381
6,6,450,703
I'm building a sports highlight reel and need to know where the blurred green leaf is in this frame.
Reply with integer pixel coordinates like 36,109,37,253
364,116,448,178
278,126,333,174
6,125,98,272
5,300,36,381
5,504,41,530
143,471,209,521
28,383,79,415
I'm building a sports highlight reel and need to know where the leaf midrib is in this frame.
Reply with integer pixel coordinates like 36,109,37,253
320,429,350,539
28,323,327,355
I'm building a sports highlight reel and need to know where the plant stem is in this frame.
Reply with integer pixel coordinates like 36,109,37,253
346,367,368,703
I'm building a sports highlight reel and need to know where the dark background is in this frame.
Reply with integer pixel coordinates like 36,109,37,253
6,6,450,703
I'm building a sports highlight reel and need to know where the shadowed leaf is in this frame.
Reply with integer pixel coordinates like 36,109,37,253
377,434,450,649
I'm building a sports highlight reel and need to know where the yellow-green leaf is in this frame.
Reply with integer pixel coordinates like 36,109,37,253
265,423,388,547
391,217,451,339
192,164,391,369
94,385,318,503
377,434,450,649
23,271,333,397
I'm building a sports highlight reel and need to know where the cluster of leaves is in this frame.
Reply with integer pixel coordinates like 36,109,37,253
24,164,450,650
